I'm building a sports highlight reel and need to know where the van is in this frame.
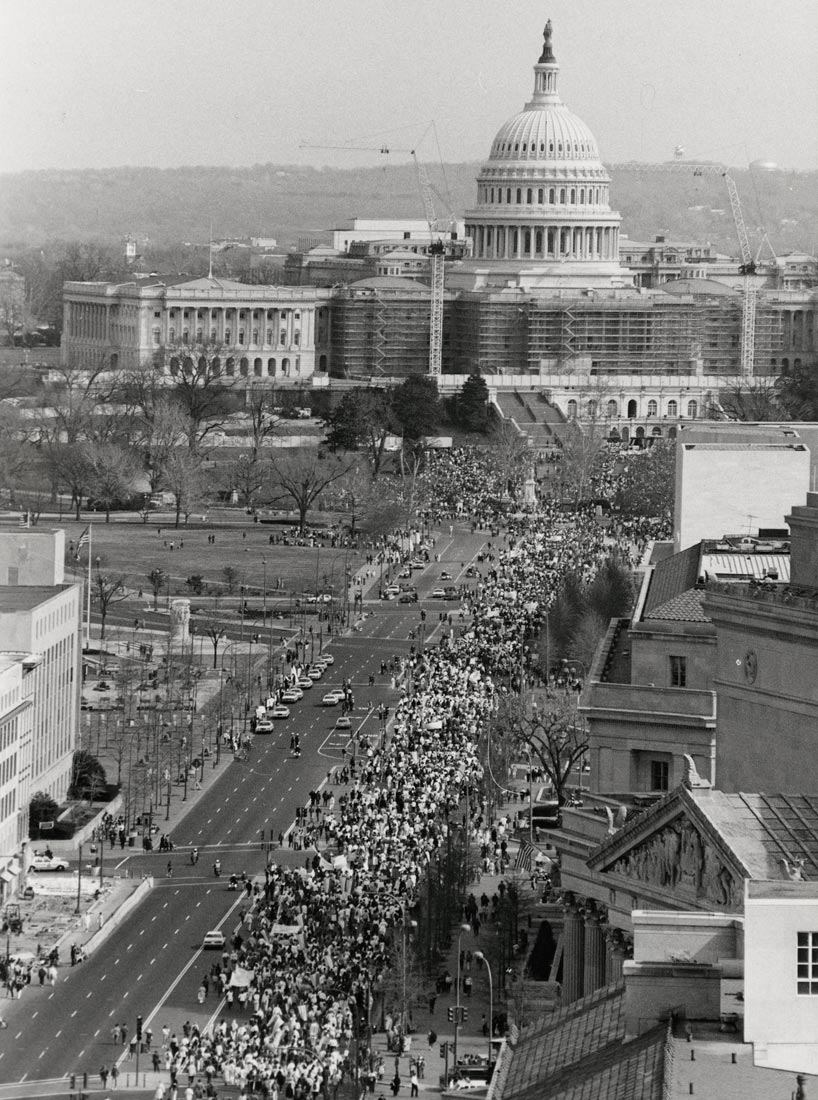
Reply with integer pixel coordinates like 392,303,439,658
522,786,560,829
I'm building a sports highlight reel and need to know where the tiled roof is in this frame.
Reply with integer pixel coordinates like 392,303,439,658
498,983,667,1100
642,543,701,618
501,982,626,1097
528,1024,668,1100
645,588,709,623
691,790,818,881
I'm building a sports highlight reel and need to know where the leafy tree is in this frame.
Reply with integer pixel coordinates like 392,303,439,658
68,749,108,801
92,571,128,639
147,568,166,610
186,574,205,596
268,449,354,534
455,372,490,433
28,790,59,837
324,389,395,477
391,376,439,440
585,558,635,626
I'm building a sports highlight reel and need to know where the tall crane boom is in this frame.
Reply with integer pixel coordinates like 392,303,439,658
629,160,761,375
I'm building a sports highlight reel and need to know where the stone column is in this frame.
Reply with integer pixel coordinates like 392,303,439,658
562,894,584,1004
605,929,627,984
583,905,607,996
169,598,191,651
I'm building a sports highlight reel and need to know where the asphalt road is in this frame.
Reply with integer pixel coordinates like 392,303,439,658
0,526,489,1085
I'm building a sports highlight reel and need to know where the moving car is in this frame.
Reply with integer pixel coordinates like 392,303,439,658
431,587,446,599
398,591,418,604
440,570,452,580
269,704,290,719
322,690,344,706
254,718,274,733
30,854,70,872
202,930,226,950
281,688,302,704
318,653,335,665
334,716,352,730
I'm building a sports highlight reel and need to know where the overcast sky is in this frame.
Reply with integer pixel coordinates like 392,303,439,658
1,0,815,174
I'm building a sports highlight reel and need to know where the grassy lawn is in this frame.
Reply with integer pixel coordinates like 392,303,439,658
8,512,361,600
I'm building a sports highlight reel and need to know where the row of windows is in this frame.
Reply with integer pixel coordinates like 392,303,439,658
168,356,303,379
567,398,699,419
0,753,17,787
34,597,76,640
0,788,16,826
493,138,592,157
161,328,301,348
0,716,17,753
480,184,604,206
168,308,302,321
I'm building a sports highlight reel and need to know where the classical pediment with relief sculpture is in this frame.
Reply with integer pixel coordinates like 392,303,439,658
587,787,748,912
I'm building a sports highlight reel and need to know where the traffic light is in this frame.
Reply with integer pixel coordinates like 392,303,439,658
136,1015,143,1040
447,1006,454,1022
461,1007,469,1022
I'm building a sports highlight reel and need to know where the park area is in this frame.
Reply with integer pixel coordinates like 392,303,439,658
48,507,362,608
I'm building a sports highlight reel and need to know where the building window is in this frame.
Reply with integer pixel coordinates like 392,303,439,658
650,760,669,791
152,329,160,346
670,655,687,687
647,399,658,416
797,932,818,994
687,400,698,418
667,400,678,417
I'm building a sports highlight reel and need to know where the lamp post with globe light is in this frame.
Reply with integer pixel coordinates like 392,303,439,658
473,951,494,1069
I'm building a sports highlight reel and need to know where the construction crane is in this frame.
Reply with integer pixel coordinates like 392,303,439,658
299,141,451,376
629,158,771,376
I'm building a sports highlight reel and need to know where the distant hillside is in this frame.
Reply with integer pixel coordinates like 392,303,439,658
0,162,815,257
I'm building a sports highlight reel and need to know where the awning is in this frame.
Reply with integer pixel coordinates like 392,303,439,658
7,859,20,876
0,870,13,883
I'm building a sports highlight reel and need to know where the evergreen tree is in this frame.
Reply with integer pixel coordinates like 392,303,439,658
456,373,490,432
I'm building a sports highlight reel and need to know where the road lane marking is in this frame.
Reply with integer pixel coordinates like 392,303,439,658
31,1011,37,1019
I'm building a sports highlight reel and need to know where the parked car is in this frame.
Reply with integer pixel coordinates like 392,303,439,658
440,570,452,580
254,718,274,733
398,567,413,579
431,587,446,599
30,854,70,872
202,930,226,950
281,689,302,704
318,653,335,665
307,667,323,681
296,677,313,690
269,704,290,719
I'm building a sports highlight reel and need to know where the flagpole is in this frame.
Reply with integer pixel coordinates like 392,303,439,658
86,524,92,651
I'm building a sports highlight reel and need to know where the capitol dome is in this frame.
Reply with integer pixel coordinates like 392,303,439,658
454,20,631,293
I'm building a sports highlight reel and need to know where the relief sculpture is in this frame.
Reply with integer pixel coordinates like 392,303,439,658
609,817,739,910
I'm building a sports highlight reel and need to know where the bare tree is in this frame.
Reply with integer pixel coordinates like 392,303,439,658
147,568,167,611
160,449,205,528
85,442,138,522
92,572,129,640
267,450,354,534
490,420,531,500
717,374,786,421
155,340,236,454
199,616,229,669
496,692,588,807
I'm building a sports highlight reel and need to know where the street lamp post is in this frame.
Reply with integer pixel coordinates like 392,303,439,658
454,922,471,1068
473,951,494,1069
401,905,418,1041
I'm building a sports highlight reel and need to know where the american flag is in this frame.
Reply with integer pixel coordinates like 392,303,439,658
75,526,90,560
515,839,535,873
